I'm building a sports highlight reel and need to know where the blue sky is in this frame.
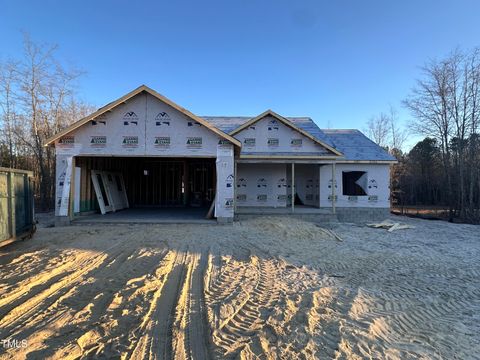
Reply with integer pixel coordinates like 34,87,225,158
1,0,480,149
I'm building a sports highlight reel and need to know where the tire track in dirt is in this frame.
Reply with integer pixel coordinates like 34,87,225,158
0,250,87,311
25,247,171,359
171,252,195,360
184,250,211,360
129,248,188,360
0,237,134,337
0,249,66,283
209,255,281,358
1,218,477,359
205,252,252,333
0,243,169,358
170,250,211,360
0,229,126,303
317,250,480,359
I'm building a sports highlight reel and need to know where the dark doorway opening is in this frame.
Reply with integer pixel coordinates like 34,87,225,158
342,171,367,196
75,157,216,212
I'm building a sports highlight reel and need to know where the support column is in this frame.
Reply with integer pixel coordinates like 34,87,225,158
331,162,336,214
291,162,295,213
234,160,237,213
183,160,189,206
318,165,321,208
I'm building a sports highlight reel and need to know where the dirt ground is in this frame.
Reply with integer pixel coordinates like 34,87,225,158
0,215,479,359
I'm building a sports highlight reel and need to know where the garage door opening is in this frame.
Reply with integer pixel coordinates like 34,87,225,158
74,156,216,222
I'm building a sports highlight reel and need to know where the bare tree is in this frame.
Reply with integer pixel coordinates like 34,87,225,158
388,107,408,151
404,48,480,222
464,49,480,218
404,56,455,218
0,33,88,210
366,112,390,149
366,106,408,153
0,60,20,168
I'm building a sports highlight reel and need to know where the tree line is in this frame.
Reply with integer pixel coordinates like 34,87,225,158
1,36,479,221
0,35,93,210
368,49,480,223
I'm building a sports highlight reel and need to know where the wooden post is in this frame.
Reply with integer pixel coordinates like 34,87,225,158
234,160,237,213
331,162,336,214
8,172,16,239
183,160,188,206
318,164,321,208
291,163,295,213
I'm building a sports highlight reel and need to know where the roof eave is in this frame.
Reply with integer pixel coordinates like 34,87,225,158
239,154,343,160
335,159,398,164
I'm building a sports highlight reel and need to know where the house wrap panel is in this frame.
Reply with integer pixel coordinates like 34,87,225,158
319,164,390,208
53,92,236,219
55,92,224,157
236,164,288,207
234,116,332,155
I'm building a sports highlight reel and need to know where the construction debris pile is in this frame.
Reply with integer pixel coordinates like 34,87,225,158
366,219,416,232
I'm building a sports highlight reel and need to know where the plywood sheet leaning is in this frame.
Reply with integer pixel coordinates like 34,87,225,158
91,170,114,214
91,171,129,214
103,172,129,211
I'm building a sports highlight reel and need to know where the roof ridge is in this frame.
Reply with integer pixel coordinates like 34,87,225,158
201,115,313,119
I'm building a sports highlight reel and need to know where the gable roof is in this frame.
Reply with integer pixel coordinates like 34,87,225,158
202,116,396,162
44,85,241,147
226,110,343,156
203,116,331,144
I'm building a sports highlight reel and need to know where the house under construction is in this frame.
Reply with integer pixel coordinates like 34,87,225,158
45,85,396,224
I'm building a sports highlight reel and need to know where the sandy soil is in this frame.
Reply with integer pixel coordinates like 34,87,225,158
0,215,479,359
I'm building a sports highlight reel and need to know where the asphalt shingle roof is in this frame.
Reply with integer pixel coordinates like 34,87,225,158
321,129,396,161
201,116,396,161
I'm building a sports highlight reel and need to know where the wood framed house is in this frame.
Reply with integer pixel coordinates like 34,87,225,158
45,85,396,223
